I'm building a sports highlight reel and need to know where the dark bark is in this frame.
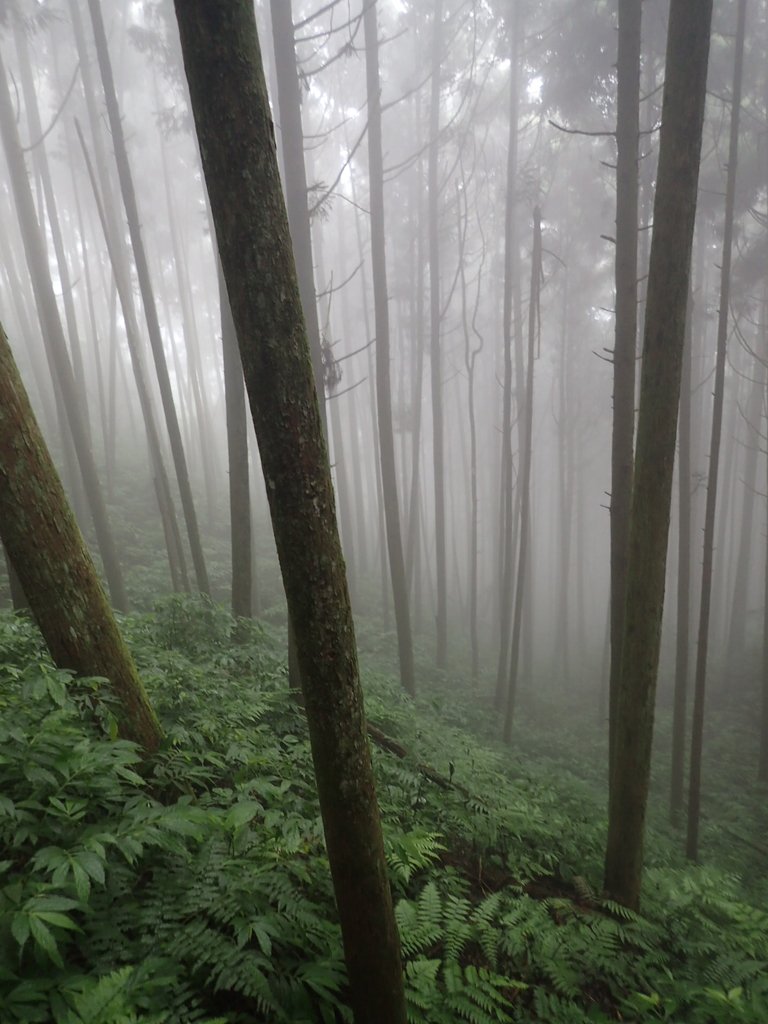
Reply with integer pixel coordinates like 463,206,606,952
603,0,712,909
0,321,161,754
363,0,416,696
219,260,252,621
686,0,746,863
269,0,327,428
87,0,210,597
173,6,407,1022
608,0,642,783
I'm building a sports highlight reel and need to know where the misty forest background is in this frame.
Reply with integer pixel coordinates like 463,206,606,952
0,0,767,1022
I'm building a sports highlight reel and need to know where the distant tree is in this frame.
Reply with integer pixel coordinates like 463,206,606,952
0,41,128,613
608,0,641,784
686,0,747,863
504,206,541,742
86,0,210,597
0,320,161,754
363,0,416,697
604,0,712,910
495,6,521,710
429,0,447,669
173,4,407,1022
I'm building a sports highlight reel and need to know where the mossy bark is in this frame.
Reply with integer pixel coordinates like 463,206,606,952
0,322,162,755
173,5,406,1023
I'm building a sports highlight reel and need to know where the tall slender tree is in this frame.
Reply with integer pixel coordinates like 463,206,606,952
363,0,416,697
686,0,747,863
604,0,712,910
173,5,407,1022
504,207,542,742
0,45,128,612
608,0,642,782
429,0,447,668
86,0,210,597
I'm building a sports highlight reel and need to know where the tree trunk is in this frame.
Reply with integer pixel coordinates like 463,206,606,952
670,282,694,826
269,0,328,429
363,0,416,697
609,0,641,784
429,0,447,668
686,0,747,863
173,6,407,1022
503,208,541,742
219,260,252,621
76,121,190,595
87,0,210,597
0,46,128,613
603,0,712,910
0,321,161,753
496,8,520,709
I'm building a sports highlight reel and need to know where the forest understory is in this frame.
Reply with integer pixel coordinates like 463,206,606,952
0,532,766,1024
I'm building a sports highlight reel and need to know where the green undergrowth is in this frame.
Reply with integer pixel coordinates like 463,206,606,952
0,599,767,1023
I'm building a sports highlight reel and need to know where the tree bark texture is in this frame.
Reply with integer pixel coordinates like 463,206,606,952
604,0,712,910
219,260,252,621
0,321,161,754
173,6,407,1023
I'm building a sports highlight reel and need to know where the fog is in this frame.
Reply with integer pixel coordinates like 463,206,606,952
0,0,765,738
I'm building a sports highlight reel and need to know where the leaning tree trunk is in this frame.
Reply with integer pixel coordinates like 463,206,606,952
603,0,712,911
219,260,252,621
608,0,642,785
87,0,210,597
0,46,128,613
173,6,407,1023
363,0,416,697
686,0,747,863
0,321,161,754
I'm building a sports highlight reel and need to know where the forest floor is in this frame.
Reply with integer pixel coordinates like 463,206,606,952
0,596,767,1023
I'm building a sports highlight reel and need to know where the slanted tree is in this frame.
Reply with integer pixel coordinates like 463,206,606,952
173,5,407,1023
604,0,712,910
0,321,161,754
